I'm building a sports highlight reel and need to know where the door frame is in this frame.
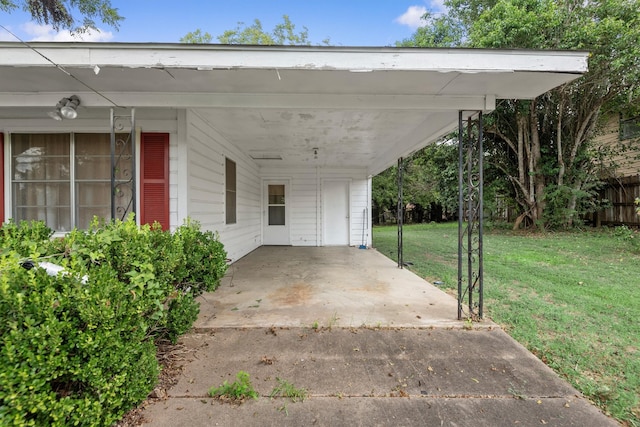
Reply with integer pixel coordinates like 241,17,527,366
262,179,291,245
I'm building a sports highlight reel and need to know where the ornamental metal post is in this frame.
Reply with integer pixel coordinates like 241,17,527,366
110,108,136,221
457,111,484,320
397,157,404,269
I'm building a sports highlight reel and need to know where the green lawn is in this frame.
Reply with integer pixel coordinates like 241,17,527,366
373,222,640,425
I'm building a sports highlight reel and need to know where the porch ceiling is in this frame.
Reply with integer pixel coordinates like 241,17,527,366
0,43,588,175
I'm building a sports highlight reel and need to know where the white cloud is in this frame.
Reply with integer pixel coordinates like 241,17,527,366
21,22,114,42
394,5,428,29
394,1,448,29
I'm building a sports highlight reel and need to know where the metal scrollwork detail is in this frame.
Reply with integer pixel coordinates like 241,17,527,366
110,108,136,222
458,111,484,321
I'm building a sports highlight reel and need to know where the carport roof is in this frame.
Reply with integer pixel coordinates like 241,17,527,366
0,43,588,175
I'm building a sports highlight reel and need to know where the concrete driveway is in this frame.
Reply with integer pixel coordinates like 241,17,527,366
195,246,460,329
140,246,618,427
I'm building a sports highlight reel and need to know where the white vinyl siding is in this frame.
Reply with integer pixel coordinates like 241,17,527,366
261,166,370,247
184,110,261,262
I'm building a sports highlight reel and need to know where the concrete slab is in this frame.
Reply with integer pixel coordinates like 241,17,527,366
139,247,617,426
196,246,462,329
142,328,617,427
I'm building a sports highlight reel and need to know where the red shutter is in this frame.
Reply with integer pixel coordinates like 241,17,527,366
140,133,169,230
0,132,4,223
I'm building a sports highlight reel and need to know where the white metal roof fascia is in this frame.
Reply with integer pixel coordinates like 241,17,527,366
0,42,588,74
0,92,495,110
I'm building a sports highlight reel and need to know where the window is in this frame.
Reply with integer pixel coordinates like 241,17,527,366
11,133,131,231
620,116,640,140
225,157,236,224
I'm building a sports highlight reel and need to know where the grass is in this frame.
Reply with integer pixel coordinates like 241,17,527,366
373,222,640,426
208,371,259,403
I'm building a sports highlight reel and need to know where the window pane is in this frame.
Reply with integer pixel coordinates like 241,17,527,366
268,206,285,226
12,182,71,231
76,182,111,228
12,133,70,180
225,158,236,224
75,134,131,225
11,134,71,230
268,185,285,204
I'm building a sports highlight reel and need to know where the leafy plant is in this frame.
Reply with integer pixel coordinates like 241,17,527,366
269,378,308,402
0,249,158,426
0,217,228,425
165,293,200,344
612,225,640,253
208,371,259,402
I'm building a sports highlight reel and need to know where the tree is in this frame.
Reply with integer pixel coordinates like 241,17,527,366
401,0,640,229
180,29,212,44
182,14,330,45
0,0,123,33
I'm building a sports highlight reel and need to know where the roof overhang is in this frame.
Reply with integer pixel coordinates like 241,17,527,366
0,43,588,175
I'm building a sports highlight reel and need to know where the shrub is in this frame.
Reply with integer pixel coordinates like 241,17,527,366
0,251,159,426
0,217,228,425
0,219,53,258
170,219,228,296
165,292,200,344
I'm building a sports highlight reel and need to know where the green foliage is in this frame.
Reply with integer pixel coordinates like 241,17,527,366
0,251,158,426
612,225,640,254
165,293,200,344
180,28,213,44
0,0,123,33
169,219,228,296
0,219,53,258
0,217,228,425
209,371,259,402
183,14,331,46
402,0,640,229
269,378,308,402
397,12,464,47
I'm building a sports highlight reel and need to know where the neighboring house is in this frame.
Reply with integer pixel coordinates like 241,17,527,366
0,43,587,262
594,114,640,226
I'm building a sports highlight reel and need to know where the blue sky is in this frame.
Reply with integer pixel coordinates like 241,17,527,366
0,0,445,45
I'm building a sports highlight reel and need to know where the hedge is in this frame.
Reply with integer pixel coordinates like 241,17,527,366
0,217,227,426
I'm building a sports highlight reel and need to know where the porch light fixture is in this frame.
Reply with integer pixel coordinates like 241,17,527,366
60,95,80,119
313,147,318,160
48,95,80,120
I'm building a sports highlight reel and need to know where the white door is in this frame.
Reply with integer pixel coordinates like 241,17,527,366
323,180,350,245
263,181,290,245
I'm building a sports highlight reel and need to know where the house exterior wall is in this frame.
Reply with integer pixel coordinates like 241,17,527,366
261,166,372,247
1,108,374,262
183,110,262,262
0,108,179,231
595,115,640,177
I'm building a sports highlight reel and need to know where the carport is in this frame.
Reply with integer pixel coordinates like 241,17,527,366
0,43,588,319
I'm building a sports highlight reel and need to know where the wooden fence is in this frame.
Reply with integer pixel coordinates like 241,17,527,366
594,175,640,227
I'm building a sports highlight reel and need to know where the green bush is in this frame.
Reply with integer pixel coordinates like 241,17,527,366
165,292,200,344
170,219,228,296
0,217,228,425
0,219,53,258
0,251,159,426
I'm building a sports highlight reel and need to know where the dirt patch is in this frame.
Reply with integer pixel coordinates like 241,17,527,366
268,283,314,306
